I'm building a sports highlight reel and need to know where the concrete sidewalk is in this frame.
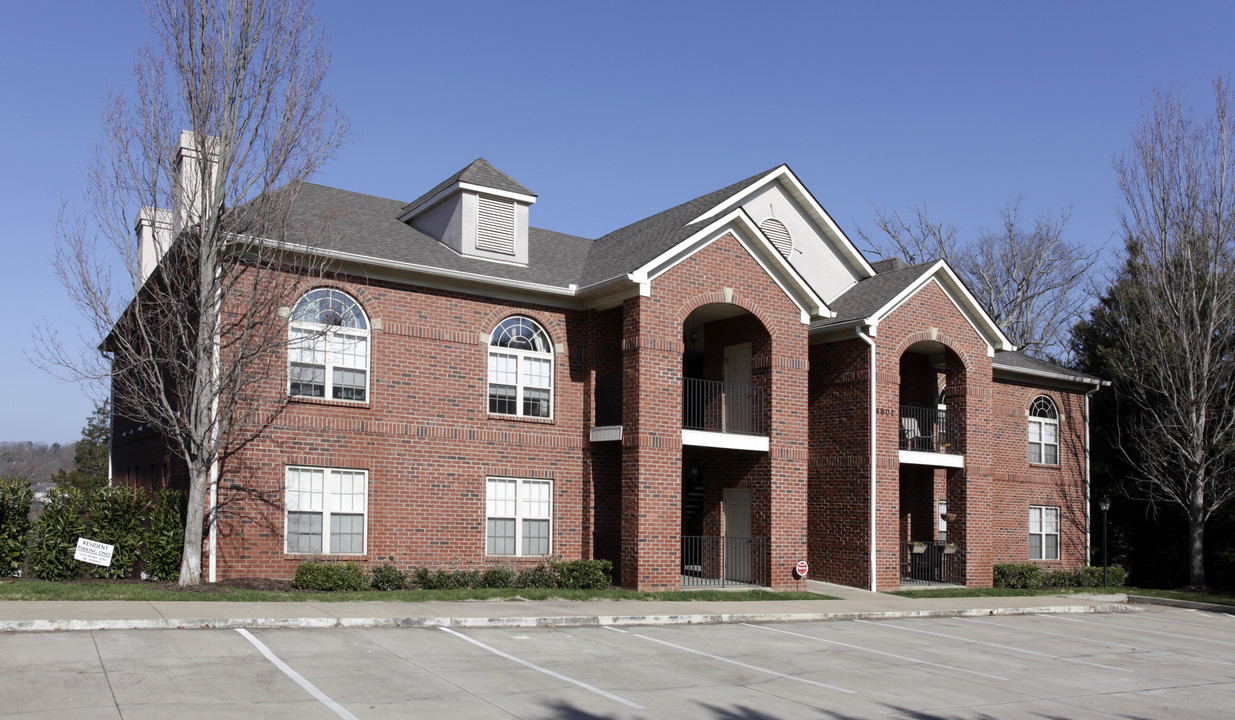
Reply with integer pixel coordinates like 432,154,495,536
0,580,1137,633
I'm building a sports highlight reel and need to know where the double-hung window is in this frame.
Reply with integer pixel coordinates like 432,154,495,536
289,289,369,402
486,477,552,556
1028,395,1059,465
488,316,553,418
285,466,367,555
1029,505,1059,560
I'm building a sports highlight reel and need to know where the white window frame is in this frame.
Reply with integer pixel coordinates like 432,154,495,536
284,466,368,555
485,476,553,557
487,316,554,419
1029,505,1059,561
1028,395,1059,465
288,288,370,403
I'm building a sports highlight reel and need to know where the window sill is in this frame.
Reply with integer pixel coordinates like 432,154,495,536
283,553,368,558
289,396,371,410
1027,462,1061,470
487,413,556,425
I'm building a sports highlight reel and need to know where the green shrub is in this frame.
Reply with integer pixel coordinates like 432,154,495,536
481,567,516,588
515,563,557,589
1074,565,1125,587
292,561,369,591
413,568,482,590
552,559,613,590
144,489,185,581
30,488,89,581
1043,569,1077,587
993,563,1043,589
86,486,146,579
0,478,34,577
370,562,407,591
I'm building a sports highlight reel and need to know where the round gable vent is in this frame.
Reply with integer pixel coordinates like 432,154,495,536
760,217,792,258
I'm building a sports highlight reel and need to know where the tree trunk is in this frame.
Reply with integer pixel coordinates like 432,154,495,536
179,463,209,586
1188,485,1206,589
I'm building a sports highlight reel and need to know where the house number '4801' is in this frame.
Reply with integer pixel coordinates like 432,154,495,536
875,408,896,417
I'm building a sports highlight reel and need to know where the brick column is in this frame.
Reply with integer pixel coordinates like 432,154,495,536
767,344,810,590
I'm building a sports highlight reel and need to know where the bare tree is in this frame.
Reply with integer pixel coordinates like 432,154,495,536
857,203,958,265
1105,79,1235,589
859,200,1097,358
956,200,1097,358
35,0,347,585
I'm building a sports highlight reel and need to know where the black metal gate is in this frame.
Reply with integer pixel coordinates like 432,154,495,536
902,541,962,585
681,535,769,588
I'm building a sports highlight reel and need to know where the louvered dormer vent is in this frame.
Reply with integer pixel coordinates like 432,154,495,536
476,195,517,255
760,217,793,258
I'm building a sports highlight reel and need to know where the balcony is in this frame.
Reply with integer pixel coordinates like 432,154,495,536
899,404,963,467
682,378,768,451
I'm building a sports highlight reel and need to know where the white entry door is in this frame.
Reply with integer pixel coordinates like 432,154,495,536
723,343,752,433
724,488,752,582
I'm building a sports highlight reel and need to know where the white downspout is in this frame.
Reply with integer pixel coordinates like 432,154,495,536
1084,386,1098,567
856,327,878,591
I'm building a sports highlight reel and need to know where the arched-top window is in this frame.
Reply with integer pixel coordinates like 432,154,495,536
1028,395,1058,465
289,289,369,401
488,316,553,418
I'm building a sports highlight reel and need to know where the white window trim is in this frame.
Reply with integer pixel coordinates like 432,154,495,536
1028,396,1059,465
485,476,553,557
288,290,371,403
284,465,368,556
1029,505,1060,561
487,317,554,420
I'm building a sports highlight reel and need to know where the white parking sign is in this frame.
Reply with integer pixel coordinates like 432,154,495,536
74,538,115,567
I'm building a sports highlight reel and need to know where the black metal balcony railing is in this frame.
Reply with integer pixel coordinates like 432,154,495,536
683,378,766,435
899,405,959,453
902,540,962,585
682,535,769,587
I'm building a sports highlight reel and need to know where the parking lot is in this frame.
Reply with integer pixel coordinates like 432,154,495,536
3,607,1234,719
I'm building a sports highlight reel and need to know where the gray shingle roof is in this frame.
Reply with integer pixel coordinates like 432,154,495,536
812,260,936,329
399,158,536,218
993,350,1103,385
279,182,590,289
576,168,775,287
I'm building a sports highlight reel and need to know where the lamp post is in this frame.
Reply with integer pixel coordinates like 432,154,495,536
1099,496,1111,588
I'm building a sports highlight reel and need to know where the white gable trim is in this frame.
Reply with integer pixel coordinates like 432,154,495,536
398,182,536,222
688,165,875,280
866,260,1014,355
632,208,831,321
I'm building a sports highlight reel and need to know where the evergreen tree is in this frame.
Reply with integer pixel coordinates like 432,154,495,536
52,400,111,492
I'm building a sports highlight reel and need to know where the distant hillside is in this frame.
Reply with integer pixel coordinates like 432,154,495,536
0,440,75,483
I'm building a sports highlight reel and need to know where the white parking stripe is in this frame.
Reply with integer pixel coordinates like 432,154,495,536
854,619,1133,673
235,629,360,720
604,626,855,694
742,623,1007,681
961,618,1235,667
439,627,645,710
1037,614,1235,647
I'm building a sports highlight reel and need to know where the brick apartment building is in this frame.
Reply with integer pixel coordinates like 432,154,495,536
113,144,1102,591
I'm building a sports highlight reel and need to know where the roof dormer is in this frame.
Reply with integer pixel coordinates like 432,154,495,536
399,158,536,265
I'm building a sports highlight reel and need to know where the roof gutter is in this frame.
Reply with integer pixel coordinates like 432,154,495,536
992,363,1107,387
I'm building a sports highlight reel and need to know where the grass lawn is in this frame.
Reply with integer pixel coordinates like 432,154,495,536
890,585,1235,607
0,578,834,603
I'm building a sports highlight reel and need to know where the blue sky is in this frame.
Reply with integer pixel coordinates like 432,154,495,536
2,1,1232,443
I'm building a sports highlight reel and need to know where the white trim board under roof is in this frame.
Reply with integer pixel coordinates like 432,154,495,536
688,164,876,281
631,207,832,323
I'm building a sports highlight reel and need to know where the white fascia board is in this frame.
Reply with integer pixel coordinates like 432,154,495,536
682,429,770,452
272,239,578,298
635,208,831,320
396,182,537,223
688,165,876,280
992,363,1107,388
868,260,1014,355
898,450,965,469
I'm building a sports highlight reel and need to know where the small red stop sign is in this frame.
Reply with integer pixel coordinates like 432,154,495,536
795,560,808,578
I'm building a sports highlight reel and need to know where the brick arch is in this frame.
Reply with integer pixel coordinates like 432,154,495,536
479,306,568,353
673,291,778,341
892,330,977,371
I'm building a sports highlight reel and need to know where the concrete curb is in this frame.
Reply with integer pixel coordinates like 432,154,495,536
0,602,1138,633
1127,594,1235,614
